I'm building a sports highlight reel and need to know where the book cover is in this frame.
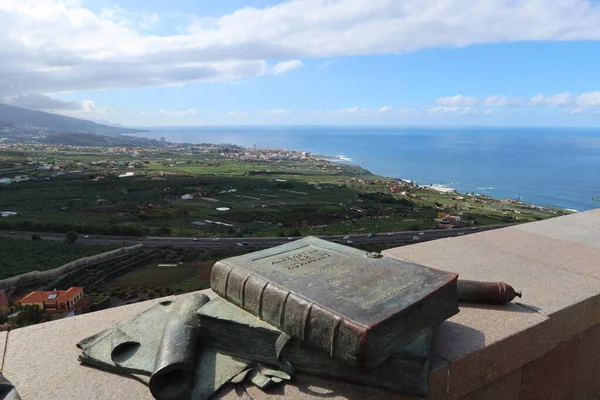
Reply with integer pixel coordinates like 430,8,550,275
211,236,458,371
199,297,433,397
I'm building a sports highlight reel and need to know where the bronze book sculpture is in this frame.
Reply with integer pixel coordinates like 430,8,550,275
211,236,459,372
199,297,434,397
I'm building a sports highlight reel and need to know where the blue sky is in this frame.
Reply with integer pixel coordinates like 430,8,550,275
2,0,600,126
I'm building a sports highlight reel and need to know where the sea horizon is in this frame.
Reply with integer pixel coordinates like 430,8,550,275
131,126,600,212
130,124,600,131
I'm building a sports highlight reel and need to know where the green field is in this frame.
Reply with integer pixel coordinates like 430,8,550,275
0,237,121,279
0,148,569,240
106,261,212,288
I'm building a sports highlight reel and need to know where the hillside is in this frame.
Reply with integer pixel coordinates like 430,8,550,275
41,132,111,146
0,119,14,128
0,103,144,135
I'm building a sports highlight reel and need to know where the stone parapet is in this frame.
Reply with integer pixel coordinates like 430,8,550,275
1,209,599,399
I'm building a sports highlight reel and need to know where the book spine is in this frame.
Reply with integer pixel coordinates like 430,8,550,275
211,261,366,369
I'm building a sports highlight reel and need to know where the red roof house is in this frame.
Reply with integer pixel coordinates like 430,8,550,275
18,287,84,313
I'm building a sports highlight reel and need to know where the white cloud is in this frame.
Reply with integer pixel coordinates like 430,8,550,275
482,95,523,107
2,93,114,115
338,107,367,114
530,91,600,107
433,91,600,116
573,91,600,107
80,100,114,113
530,93,574,106
436,94,522,107
158,108,197,117
377,106,393,114
435,95,478,107
139,12,159,29
436,92,600,108
311,106,418,116
270,60,303,75
3,0,600,96
263,109,291,115
427,106,475,115
3,93,82,111
560,107,600,115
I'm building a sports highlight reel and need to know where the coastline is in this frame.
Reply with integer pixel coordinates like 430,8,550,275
135,128,595,212
316,152,573,213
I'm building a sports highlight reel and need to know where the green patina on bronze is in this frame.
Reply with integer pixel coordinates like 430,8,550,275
76,294,290,400
199,297,433,397
149,293,210,400
211,236,458,372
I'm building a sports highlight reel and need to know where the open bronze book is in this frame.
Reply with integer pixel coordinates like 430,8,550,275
211,236,458,371
199,297,433,397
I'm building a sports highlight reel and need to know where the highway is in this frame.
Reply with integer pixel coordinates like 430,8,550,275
0,225,510,249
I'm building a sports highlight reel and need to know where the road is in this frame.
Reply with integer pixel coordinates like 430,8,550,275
0,225,510,249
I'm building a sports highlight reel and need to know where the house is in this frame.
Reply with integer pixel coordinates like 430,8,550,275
18,287,84,313
437,212,461,224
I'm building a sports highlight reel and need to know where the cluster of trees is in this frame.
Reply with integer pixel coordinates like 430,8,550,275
0,219,172,237
0,304,49,330
12,304,48,328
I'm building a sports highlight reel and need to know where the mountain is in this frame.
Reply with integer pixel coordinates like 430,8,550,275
0,103,144,135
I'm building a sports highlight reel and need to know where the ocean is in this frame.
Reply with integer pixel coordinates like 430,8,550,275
133,126,600,212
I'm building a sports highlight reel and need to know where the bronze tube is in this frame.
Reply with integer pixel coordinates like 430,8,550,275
457,279,522,305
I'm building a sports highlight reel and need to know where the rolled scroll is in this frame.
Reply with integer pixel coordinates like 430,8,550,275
149,293,211,400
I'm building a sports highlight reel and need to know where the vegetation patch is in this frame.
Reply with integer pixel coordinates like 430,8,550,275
105,261,213,288
0,237,120,280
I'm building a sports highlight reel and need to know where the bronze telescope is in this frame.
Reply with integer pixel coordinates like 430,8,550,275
457,279,522,305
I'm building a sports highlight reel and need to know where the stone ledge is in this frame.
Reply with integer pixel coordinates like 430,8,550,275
511,208,600,248
383,208,600,398
2,296,176,400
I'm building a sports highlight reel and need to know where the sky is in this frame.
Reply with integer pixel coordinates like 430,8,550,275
1,0,600,127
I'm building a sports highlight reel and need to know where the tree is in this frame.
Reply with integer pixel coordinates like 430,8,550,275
288,228,301,237
65,231,78,244
14,304,46,327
